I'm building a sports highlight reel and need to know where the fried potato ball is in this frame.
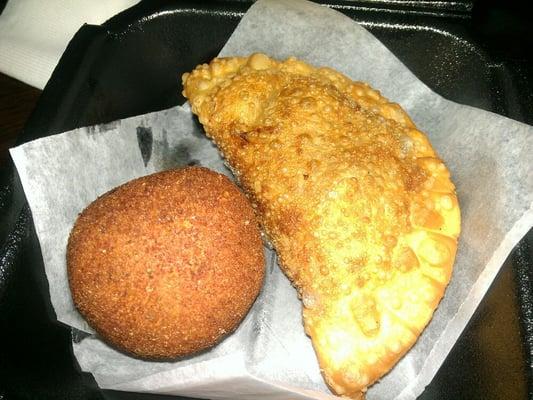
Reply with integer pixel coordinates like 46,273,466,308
67,166,265,359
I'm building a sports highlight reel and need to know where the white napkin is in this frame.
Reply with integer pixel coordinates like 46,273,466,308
0,0,138,89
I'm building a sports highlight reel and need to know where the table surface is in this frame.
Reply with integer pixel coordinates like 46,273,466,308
0,73,41,166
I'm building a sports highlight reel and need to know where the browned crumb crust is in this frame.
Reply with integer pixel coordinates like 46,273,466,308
67,166,265,359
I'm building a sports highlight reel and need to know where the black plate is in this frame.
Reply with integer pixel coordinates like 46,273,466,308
0,1,532,399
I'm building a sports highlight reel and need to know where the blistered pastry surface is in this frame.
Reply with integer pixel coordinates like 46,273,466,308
183,53,460,398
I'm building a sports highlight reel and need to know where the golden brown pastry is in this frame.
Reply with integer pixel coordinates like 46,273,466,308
182,54,460,398
67,166,265,359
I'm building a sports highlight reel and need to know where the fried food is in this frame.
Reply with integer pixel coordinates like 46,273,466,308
182,54,460,397
67,167,265,359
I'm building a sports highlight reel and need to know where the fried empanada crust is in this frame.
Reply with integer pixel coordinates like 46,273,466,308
182,53,460,398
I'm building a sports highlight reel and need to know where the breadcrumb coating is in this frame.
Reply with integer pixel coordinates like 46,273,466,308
67,167,265,359
182,54,460,398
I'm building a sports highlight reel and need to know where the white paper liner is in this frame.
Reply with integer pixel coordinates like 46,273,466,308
10,0,533,399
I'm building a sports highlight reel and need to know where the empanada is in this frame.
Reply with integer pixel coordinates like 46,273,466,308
182,53,460,398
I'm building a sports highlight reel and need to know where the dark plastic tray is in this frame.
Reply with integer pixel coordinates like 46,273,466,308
0,1,531,399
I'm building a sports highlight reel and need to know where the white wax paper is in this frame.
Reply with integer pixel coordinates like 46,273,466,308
10,0,533,399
